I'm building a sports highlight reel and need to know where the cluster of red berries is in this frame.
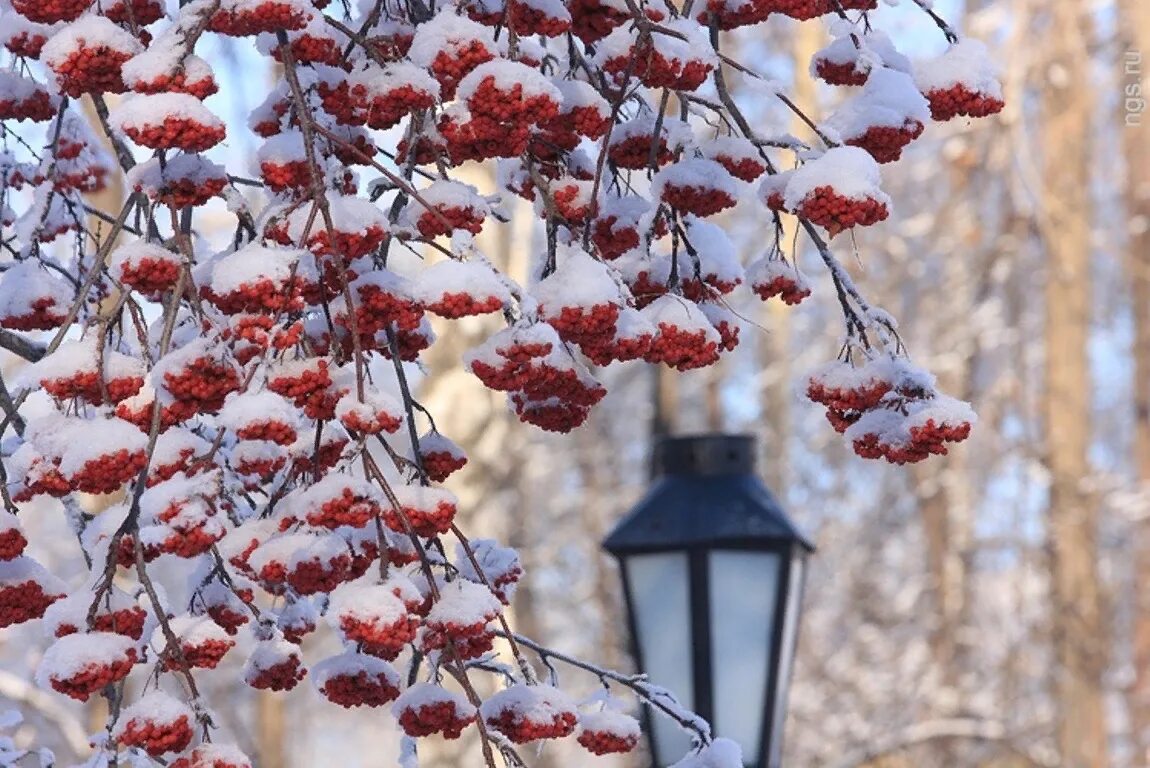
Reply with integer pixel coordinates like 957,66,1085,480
260,159,313,193
415,205,485,240
424,292,504,319
349,279,425,336
134,169,228,209
542,105,612,152
209,1,309,36
104,0,164,25
130,72,219,99
543,303,620,347
321,668,402,708
481,686,578,744
507,0,569,36
170,746,252,768
753,273,811,306
428,40,495,100
420,620,497,658
578,726,640,755
199,593,252,636
549,180,595,224
590,215,643,260
46,644,138,701
806,359,973,463
49,47,134,97
646,320,720,371
302,485,380,529
334,402,398,436
281,551,351,595
122,118,226,153
13,456,72,502
279,609,318,643
845,120,925,164
117,714,194,756
11,0,88,23
383,490,457,538
360,83,437,131
149,522,224,558
850,416,973,464
55,607,148,640
117,254,181,297
0,580,63,628
340,613,418,659
767,0,876,20
694,0,771,29
924,84,1006,122
165,635,235,671
42,371,144,406
4,29,50,58
0,90,56,123
396,692,476,739
568,0,628,42
796,185,890,238
245,652,307,691
814,58,870,87
69,448,148,494
0,529,27,561
162,355,241,413
711,153,766,182
275,32,343,66
487,706,578,743
807,370,893,435
116,395,198,431
606,42,711,92
608,132,673,169
471,345,605,404
234,418,297,445
418,436,468,482
660,182,736,218
268,360,333,418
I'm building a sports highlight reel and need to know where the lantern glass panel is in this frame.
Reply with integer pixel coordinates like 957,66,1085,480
768,553,806,768
708,550,782,763
624,551,694,764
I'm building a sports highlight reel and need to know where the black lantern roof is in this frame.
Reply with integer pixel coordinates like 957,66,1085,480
603,434,814,555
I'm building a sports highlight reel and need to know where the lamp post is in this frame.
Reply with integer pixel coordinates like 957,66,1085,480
602,434,813,768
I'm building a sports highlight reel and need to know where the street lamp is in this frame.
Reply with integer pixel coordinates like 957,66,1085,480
602,434,813,768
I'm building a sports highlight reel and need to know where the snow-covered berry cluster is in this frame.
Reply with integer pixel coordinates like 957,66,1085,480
807,356,975,463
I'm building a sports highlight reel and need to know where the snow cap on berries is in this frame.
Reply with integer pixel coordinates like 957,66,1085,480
407,8,505,68
841,66,930,125
533,245,627,312
392,682,477,738
410,257,513,318
243,636,306,691
41,14,143,69
312,651,402,708
35,631,137,700
426,578,502,628
782,146,890,211
577,707,641,755
113,690,196,756
671,738,744,768
0,556,66,628
0,260,73,331
914,39,1005,120
171,744,253,768
480,683,578,742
